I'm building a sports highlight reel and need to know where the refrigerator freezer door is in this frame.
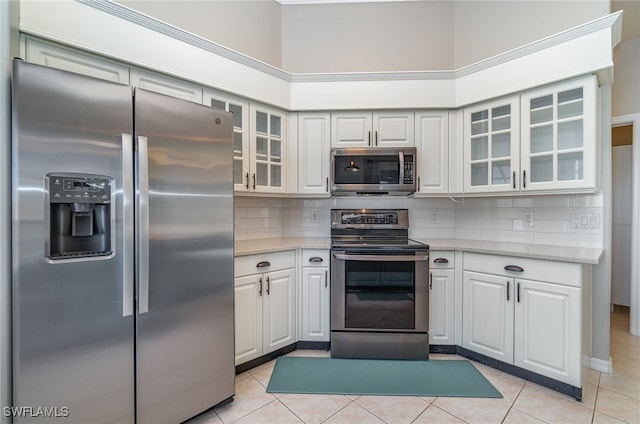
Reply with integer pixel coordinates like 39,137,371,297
12,60,135,423
134,89,235,424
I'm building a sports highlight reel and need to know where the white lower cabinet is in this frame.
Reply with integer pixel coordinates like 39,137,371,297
234,251,296,365
462,252,582,386
429,251,455,345
300,250,330,342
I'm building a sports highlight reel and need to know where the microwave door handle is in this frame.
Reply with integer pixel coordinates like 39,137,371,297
333,253,429,262
398,151,405,185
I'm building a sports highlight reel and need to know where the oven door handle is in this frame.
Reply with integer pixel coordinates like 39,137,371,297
332,253,429,262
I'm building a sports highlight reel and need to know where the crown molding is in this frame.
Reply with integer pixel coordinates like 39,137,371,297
78,0,291,81
79,1,622,85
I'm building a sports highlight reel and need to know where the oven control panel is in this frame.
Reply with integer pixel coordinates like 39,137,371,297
331,209,409,228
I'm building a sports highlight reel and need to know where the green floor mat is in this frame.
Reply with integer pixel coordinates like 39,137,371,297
267,357,502,398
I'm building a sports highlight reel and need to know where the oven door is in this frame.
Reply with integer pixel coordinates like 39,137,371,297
331,249,429,333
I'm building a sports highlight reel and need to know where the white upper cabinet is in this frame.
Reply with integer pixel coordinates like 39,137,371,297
25,38,130,84
415,111,449,195
520,76,597,192
463,97,521,193
130,69,203,103
204,90,250,192
297,113,331,196
331,111,414,147
463,76,598,195
249,103,288,194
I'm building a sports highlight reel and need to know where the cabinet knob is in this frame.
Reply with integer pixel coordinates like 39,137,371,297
257,261,271,268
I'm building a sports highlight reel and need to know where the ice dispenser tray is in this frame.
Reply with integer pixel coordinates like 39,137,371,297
47,173,113,260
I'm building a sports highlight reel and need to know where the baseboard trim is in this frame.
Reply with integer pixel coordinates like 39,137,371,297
590,356,613,374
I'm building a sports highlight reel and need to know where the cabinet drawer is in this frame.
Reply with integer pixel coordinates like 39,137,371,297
430,251,455,269
463,252,582,287
235,250,296,277
302,249,330,267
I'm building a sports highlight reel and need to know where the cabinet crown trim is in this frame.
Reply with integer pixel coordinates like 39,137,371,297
78,0,621,84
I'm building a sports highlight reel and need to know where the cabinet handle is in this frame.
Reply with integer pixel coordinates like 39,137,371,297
257,261,271,268
326,177,329,192
507,281,510,301
375,131,379,146
523,170,526,189
245,172,249,190
325,270,328,288
252,173,256,190
258,277,263,296
368,131,372,146
433,258,449,264
309,257,324,263
512,171,516,189
517,282,521,303
266,276,270,295
429,272,433,290
504,265,524,273
417,176,420,192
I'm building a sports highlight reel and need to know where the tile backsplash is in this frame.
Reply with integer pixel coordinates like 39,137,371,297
234,193,604,248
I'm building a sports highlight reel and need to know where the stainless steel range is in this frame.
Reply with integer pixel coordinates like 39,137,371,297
330,209,430,360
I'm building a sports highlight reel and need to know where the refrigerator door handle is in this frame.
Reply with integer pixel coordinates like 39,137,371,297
122,133,134,317
137,135,150,314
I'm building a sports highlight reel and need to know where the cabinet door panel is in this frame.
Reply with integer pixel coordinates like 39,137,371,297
463,97,520,193
462,271,514,362
520,76,597,191
374,112,415,147
204,90,250,192
234,276,263,365
416,112,449,194
26,38,130,84
301,268,330,341
250,104,287,193
514,279,581,386
263,269,296,353
298,113,331,195
429,269,455,344
131,69,203,103
331,113,373,147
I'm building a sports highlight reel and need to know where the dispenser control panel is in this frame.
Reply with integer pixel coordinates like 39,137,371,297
49,175,111,204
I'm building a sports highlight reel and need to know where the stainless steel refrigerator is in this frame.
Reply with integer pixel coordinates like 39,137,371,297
11,59,235,424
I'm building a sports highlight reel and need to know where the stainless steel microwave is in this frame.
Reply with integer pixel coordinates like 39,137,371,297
331,147,417,196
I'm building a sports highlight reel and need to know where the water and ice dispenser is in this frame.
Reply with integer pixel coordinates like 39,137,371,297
46,173,113,260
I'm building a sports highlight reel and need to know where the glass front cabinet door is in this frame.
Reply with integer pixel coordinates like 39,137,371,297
520,76,597,192
204,90,250,192
250,103,287,193
463,97,520,193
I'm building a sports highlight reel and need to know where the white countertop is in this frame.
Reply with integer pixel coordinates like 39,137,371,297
421,238,603,265
234,237,602,264
235,237,331,256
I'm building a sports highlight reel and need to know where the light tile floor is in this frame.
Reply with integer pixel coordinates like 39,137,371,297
190,307,639,423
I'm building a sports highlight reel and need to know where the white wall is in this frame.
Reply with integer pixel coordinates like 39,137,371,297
117,0,282,68
281,1,455,73
453,1,609,68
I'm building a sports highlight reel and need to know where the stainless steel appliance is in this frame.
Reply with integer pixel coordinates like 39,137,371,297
330,209,429,360
331,147,417,196
11,60,235,424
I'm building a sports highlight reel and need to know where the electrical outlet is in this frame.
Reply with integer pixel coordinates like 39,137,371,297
570,212,600,229
523,211,535,227
310,208,319,224
430,210,439,224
